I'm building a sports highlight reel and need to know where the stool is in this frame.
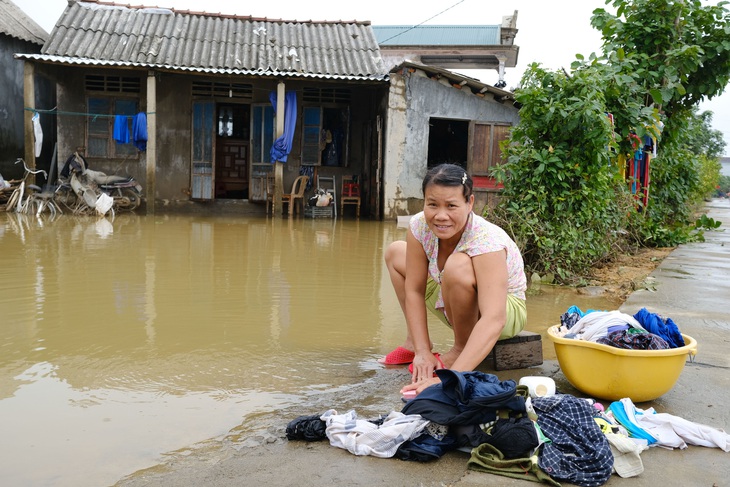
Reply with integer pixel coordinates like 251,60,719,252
340,175,361,218
484,331,543,370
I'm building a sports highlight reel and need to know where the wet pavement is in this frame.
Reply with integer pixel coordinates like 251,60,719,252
115,198,730,487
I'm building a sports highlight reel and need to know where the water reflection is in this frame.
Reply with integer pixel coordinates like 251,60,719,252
0,212,621,486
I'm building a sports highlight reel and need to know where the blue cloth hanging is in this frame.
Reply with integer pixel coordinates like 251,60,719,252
113,115,130,144
269,91,298,163
132,112,148,151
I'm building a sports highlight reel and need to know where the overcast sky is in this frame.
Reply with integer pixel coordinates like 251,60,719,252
12,0,730,154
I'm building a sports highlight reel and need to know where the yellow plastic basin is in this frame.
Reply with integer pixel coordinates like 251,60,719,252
547,325,698,402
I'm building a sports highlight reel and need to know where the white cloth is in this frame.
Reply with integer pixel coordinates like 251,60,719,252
570,310,644,342
635,410,730,452
322,409,429,458
32,112,43,157
605,432,647,478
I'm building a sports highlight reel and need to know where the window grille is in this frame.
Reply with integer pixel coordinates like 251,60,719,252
302,87,351,104
192,81,253,99
85,75,141,93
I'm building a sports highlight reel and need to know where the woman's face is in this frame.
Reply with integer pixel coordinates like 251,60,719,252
423,183,474,242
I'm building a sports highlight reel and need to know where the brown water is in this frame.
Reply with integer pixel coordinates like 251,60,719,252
0,212,621,486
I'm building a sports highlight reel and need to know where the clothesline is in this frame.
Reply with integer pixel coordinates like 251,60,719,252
24,107,156,120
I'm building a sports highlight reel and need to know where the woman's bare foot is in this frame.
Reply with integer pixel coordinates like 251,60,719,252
438,349,459,369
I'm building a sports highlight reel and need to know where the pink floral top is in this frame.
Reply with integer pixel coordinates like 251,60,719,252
410,211,527,309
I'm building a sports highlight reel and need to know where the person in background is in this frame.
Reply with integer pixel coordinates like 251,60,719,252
380,163,527,395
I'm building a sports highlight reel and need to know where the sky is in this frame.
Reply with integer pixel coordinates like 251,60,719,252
12,0,730,155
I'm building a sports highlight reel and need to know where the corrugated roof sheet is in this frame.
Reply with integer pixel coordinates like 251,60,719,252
35,0,387,80
0,0,48,45
372,25,500,46
393,61,514,100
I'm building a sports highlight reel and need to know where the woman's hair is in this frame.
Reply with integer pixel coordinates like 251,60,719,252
422,163,473,201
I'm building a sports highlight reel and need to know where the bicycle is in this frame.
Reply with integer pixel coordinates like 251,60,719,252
4,159,62,217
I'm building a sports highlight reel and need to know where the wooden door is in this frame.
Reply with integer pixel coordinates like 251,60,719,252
215,139,248,198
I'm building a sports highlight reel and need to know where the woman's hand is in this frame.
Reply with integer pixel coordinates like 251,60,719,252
410,352,441,383
400,376,440,396
401,351,443,396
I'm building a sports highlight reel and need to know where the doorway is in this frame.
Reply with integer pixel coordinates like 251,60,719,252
215,104,250,199
427,118,468,169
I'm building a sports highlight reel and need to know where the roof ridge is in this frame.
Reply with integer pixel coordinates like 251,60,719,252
76,0,371,25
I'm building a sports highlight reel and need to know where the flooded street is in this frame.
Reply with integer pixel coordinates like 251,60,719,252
0,212,622,486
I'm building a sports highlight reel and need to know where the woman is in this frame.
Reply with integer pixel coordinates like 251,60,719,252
380,163,527,395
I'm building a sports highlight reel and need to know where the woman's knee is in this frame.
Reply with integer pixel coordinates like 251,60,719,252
384,240,406,266
442,252,475,286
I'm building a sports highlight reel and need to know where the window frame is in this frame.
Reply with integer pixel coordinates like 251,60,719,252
84,74,141,159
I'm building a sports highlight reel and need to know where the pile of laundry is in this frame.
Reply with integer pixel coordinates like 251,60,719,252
286,370,730,486
555,306,685,350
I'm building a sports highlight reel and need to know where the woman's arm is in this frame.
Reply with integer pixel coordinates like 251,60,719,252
403,229,430,354
403,230,440,379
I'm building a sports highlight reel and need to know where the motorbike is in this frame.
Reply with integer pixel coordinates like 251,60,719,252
58,152,143,214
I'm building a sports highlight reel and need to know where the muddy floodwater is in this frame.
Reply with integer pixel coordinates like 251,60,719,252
0,212,622,486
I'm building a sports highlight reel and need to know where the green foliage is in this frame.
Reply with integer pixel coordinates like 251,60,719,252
718,174,730,195
491,0,730,283
697,154,722,201
491,64,628,282
683,108,725,201
592,0,730,116
695,214,722,230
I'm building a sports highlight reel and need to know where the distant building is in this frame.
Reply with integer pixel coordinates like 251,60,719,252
372,11,519,86
721,157,730,177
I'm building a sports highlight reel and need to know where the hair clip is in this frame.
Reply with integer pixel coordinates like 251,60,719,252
462,172,467,185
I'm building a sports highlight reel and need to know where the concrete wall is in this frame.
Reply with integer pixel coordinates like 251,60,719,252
0,36,54,180
382,69,519,220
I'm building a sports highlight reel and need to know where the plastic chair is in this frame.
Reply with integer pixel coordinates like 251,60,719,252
340,175,361,218
282,175,309,216
316,175,337,218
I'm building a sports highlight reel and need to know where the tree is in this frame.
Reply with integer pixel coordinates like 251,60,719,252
492,0,730,281
592,0,730,116
592,0,730,228
492,63,632,281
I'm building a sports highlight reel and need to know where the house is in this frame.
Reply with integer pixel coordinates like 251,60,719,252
16,0,389,216
372,15,520,218
382,62,518,218
372,12,518,87
16,0,520,218
0,0,53,179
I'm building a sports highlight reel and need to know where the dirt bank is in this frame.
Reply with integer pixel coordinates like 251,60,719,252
585,246,675,300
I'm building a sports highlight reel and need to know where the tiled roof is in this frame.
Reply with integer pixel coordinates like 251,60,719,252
0,0,48,45
372,25,501,46
31,0,387,81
